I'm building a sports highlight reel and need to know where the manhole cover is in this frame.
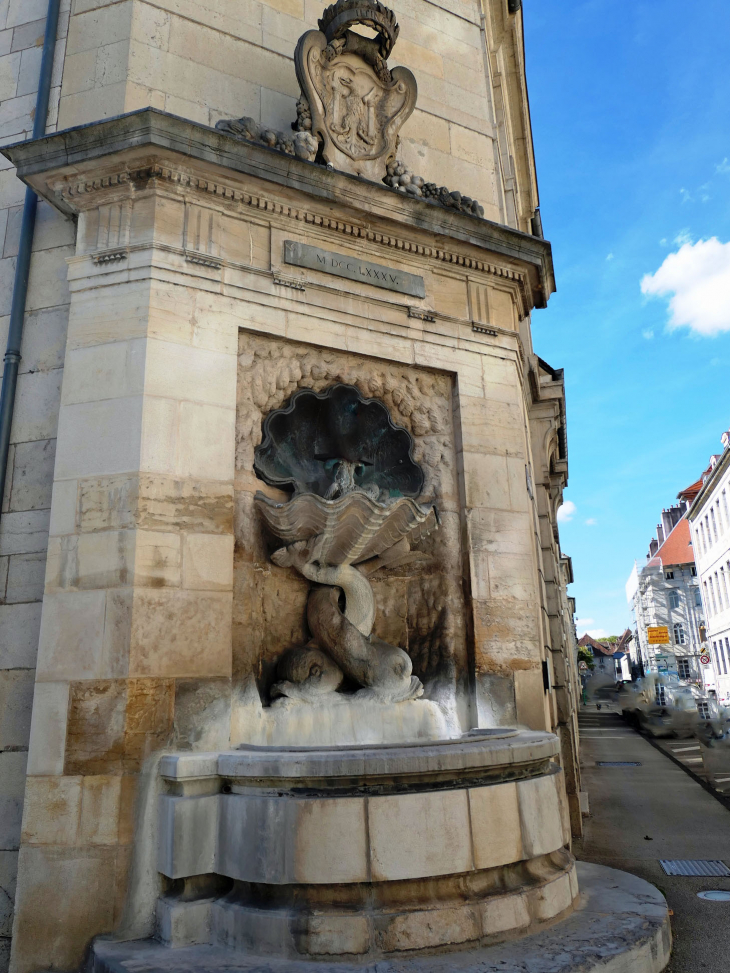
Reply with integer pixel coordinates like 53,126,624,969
596,761,642,767
697,890,730,901
660,860,730,877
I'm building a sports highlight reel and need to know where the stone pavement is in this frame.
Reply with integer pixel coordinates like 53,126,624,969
576,708,730,972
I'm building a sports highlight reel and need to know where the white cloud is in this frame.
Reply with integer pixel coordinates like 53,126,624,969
642,329,654,340
717,158,730,175
680,188,692,203
674,228,693,246
576,618,594,628
587,628,609,639
557,500,576,523
659,237,668,247
606,253,614,261
641,237,730,336
585,518,597,526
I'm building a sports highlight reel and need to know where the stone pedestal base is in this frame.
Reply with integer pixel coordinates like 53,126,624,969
91,863,670,973
153,731,574,961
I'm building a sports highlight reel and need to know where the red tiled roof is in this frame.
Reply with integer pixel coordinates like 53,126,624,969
578,633,617,656
654,517,694,567
678,463,714,503
677,478,703,503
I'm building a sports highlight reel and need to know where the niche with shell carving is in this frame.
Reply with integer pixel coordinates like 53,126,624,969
234,331,468,721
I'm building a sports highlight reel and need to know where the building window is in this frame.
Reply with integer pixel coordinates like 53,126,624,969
723,489,729,526
718,499,725,535
715,572,724,611
678,658,691,680
655,684,667,706
673,623,686,645
706,515,712,546
695,589,702,607
704,581,712,615
715,642,722,673
665,570,674,580
709,577,718,614
668,590,680,609
698,700,710,719
724,638,730,676
700,522,708,555
722,568,730,607
691,565,697,577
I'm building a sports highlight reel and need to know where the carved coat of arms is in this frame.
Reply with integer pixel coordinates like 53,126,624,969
295,0,417,181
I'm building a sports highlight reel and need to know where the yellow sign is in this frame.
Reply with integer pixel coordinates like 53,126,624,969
647,626,670,645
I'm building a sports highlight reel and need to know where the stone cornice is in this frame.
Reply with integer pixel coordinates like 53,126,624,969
2,109,556,309
688,447,730,520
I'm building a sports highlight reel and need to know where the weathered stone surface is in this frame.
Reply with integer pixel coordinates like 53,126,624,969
64,678,175,776
11,845,118,973
89,862,671,973
6,438,55,512
0,669,34,750
0,751,27,851
283,241,426,298
0,603,41,669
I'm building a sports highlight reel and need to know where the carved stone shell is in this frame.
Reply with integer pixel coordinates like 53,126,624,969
254,384,424,500
255,491,437,565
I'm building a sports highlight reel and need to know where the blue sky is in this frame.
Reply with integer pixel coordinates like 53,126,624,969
523,1,730,638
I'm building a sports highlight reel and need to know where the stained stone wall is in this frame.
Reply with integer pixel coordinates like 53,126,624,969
0,0,558,966
234,332,468,729
0,5,72,968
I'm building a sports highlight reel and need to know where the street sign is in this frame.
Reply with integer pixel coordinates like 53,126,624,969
647,626,670,645
700,654,711,665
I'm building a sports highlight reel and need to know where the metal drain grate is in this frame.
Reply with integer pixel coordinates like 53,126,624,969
596,761,642,767
660,860,730,877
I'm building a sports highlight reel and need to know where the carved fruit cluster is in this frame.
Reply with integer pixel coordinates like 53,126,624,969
294,96,313,132
384,161,485,219
216,116,318,162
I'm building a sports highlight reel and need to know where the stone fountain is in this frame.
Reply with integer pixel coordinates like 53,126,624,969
0,0,671,967
92,383,669,972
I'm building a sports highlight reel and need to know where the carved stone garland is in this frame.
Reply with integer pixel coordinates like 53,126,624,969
254,384,439,704
216,0,485,218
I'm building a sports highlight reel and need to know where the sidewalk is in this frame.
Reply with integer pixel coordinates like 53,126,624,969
576,709,730,972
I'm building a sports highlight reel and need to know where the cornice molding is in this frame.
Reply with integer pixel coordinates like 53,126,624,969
2,109,555,309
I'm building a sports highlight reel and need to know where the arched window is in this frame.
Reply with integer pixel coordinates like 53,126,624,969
673,622,686,645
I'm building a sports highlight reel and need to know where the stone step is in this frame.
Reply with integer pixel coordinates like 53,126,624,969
90,862,670,973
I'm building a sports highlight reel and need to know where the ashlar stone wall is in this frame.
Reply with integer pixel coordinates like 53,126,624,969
1,115,555,968
0,2,72,966
0,0,549,965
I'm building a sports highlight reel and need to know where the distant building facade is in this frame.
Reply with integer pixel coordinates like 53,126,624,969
687,432,730,705
578,631,632,683
626,503,708,686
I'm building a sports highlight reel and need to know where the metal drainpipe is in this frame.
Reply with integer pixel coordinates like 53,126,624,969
0,0,61,520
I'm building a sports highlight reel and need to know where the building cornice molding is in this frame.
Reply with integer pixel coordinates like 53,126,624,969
688,448,730,520
2,108,555,309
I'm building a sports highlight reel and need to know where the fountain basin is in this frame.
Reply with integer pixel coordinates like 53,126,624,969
155,731,577,958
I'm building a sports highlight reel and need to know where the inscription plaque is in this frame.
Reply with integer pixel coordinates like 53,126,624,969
283,241,426,298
